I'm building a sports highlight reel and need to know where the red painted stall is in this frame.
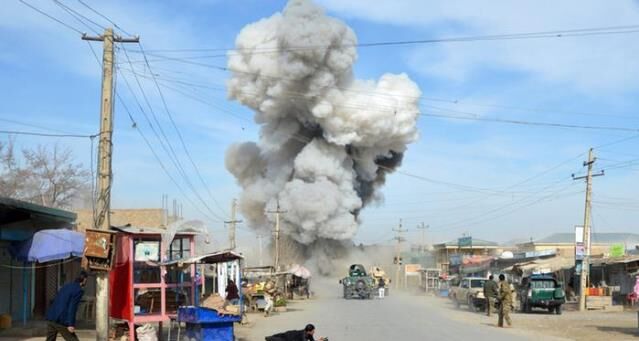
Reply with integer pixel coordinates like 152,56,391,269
109,226,196,340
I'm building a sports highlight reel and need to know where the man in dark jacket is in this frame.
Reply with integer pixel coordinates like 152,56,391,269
265,324,327,341
483,275,499,316
226,279,240,305
46,271,88,341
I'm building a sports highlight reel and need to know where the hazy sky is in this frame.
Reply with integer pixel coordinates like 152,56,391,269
2,0,638,248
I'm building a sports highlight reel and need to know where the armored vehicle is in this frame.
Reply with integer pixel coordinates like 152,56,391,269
339,264,375,299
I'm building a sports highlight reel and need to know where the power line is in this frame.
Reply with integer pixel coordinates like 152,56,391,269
52,0,105,35
421,112,639,133
76,0,133,36
0,129,96,138
120,62,639,133
137,24,639,54
114,91,223,223
19,0,84,35
135,43,230,217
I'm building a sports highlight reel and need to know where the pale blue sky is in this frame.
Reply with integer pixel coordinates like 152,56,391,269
2,0,639,248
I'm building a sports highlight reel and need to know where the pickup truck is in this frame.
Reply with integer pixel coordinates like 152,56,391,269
518,275,566,314
450,277,487,311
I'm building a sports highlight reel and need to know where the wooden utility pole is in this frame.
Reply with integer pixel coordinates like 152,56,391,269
417,222,429,253
393,219,407,289
224,199,242,250
573,148,604,311
83,28,138,341
267,201,286,271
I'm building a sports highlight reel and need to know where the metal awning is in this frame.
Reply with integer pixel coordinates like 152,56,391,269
161,250,244,267
504,256,575,275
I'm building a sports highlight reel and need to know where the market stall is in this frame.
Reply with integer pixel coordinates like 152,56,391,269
170,251,244,341
108,226,198,341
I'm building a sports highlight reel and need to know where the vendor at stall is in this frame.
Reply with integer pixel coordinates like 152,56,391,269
226,279,240,305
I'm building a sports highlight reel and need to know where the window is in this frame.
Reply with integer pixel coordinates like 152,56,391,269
531,280,555,289
470,280,486,288
133,239,161,284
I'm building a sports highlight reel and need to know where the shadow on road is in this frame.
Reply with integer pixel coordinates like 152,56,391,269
592,326,639,337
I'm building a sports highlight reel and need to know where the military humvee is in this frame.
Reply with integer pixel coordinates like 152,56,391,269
339,264,375,299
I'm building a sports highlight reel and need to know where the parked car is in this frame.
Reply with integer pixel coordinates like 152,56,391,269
518,274,566,314
450,277,487,311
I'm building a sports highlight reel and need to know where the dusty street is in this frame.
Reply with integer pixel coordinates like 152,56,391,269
236,280,559,341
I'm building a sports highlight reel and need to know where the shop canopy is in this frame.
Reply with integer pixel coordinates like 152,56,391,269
12,229,84,263
160,250,244,267
503,256,575,276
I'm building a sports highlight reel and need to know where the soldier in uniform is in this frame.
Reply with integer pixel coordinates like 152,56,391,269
483,275,499,316
497,274,512,328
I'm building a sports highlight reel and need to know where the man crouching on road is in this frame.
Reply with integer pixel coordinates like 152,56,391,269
46,271,88,341
497,274,513,328
483,275,498,316
265,323,327,341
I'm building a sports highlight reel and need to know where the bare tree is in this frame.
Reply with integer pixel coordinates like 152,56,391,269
0,141,90,209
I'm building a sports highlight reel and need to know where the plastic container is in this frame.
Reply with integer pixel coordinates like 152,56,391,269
0,314,11,329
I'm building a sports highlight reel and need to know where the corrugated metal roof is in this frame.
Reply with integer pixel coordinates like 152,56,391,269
591,255,639,266
0,196,76,222
532,232,639,245
434,238,499,248
111,225,200,235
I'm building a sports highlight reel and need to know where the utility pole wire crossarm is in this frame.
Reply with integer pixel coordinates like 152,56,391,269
82,28,139,341
267,202,287,271
224,199,242,251
572,148,604,312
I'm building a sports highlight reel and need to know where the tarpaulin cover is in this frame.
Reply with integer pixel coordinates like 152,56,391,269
12,229,84,263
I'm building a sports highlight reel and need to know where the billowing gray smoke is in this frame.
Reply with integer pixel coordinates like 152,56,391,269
225,0,421,272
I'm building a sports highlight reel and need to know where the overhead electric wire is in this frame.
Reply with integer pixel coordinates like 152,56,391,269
52,0,105,35
19,0,84,34
76,0,133,36
135,43,230,217
120,61,639,133
136,24,639,54
116,64,226,222
0,130,96,138
115,92,223,223
0,117,80,135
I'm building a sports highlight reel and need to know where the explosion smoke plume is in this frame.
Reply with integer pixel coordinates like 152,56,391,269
225,0,421,272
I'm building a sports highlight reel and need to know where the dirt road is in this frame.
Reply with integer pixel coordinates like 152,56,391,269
236,281,559,341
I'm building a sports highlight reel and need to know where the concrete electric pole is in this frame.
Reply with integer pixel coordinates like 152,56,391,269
572,148,604,312
83,28,138,341
417,222,429,253
225,198,242,250
393,219,407,289
267,201,286,271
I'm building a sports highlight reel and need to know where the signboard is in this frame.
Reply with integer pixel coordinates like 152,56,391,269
449,254,462,266
405,264,422,275
575,226,584,243
609,244,624,258
575,243,585,261
135,241,160,261
458,236,472,248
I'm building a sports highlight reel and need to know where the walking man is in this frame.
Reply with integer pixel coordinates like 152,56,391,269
378,277,386,299
46,271,88,341
483,275,499,316
497,274,513,328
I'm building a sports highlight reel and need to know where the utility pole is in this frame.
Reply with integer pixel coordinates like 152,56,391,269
417,222,429,253
572,148,604,312
257,235,264,266
267,201,286,271
224,199,242,250
393,219,407,289
83,28,138,341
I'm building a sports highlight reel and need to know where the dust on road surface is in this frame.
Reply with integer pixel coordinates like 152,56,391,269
236,278,562,341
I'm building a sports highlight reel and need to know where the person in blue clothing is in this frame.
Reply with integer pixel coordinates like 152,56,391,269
45,271,88,341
